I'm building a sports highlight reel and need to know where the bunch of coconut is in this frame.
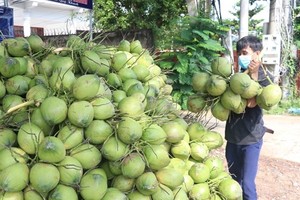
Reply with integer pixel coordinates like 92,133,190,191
189,57,282,121
0,35,241,200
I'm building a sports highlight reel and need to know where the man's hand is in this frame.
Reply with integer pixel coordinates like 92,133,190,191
247,97,257,108
248,60,260,81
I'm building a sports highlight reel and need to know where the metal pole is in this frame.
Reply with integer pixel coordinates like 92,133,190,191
4,0,8,7
89,9,93,41
239,0,249,38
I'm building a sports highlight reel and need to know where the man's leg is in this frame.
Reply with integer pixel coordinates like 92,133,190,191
242,140,263,200
225,142,242,184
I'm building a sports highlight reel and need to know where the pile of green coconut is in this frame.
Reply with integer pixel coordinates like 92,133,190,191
188,57,282,121
0,34,242,200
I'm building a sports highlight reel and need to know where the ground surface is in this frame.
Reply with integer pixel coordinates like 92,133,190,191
211,114,300,200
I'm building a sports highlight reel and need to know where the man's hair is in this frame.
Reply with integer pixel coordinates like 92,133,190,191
236,35,263,53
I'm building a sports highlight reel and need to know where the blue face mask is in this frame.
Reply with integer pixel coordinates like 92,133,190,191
238,55,252,70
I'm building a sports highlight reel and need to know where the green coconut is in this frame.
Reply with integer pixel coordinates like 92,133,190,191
218,178,243,200
187,94,207,113
143,144,170,170
189,183,211,200
189,162,210,184
121,153,145,178
57,125,84,149
48,184,78,200
0,191,24,200
155,168,184,190
111,51,134,71
1,57,22,78
26,34,45,53
0,80,6,98
0,147,28,171
132,64,150,82
126,82,145,96
211,101,230,121
72,74,100,100
118,39,131,52
4,38,31,57
106,73,123,88
17,122,45,155
190,142,209,162
141,123,167,145
151,184,174,200
0,128,16,151
0,163,29,192
52,56,74,74
30,108,53,136
80,50,101,73
14,57,29,75
229,72,252,94
85,120,113,145
38,136,66,163
49,70,76,92
192,72,211,93
210,57,232,77
201,131,224,150
161,121,186,144
118,95,145,118
232,98,247,114
68,101,94,128
220,88,242,111
256,84,282,108
130,40,143,54
23,185,44,200
116,117,143,144
79,168,108,200
127,191,152,200
101,136,129,161
96,58,110,76
2,94,24,114
70,143,102,170
171,140,191,161
241,79,263,99
101,188,127,200
57,156,83,185
206,74,227,96
40,96,68,126
66,35,85,48
5,75,30,95
187,122,207,141
135,172,159,196
111,175,135,192
30,163,60,194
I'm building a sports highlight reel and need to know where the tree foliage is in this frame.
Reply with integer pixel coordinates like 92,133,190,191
93,0,187,31
156,15,229,109
294,7,300,47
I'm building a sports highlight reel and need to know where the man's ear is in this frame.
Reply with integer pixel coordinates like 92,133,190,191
258,49,264,61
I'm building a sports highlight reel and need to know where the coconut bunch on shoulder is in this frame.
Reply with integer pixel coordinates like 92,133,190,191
189,56,282,121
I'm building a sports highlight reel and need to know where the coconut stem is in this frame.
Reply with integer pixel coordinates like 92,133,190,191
6,100,35,114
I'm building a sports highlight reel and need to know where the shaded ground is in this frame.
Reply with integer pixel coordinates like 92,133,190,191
210,114,300,200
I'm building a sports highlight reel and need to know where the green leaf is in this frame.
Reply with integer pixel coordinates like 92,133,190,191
178,73,191,85
180,30,193,41
197,39,225,52
177,54,189,66
192,30,209,40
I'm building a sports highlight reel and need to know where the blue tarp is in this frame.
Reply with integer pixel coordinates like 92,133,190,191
0,6,14,42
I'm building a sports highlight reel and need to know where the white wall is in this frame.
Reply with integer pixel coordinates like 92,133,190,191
5,0,90,36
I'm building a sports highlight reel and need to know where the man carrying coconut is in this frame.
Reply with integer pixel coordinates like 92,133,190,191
225,35,273,200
